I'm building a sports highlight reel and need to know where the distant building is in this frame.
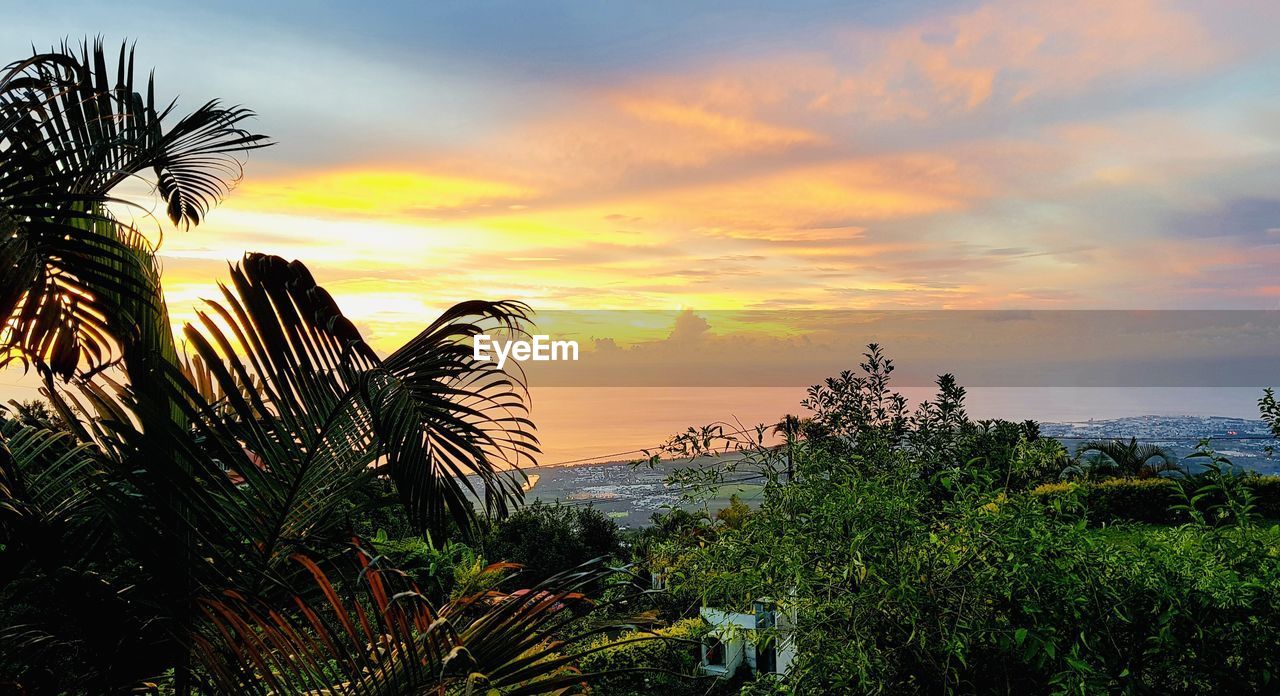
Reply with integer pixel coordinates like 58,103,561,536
699,599,796,678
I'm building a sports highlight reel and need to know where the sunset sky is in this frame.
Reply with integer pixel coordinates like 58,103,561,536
6,2,1280,459
8,1,1280,351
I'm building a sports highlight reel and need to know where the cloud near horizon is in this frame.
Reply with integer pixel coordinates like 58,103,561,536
513,308,1280,389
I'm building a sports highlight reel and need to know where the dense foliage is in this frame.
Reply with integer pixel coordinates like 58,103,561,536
484,501,625,587
0,42,653,695
1031,478,1186,524
577,618,709,696
629,346,1280,695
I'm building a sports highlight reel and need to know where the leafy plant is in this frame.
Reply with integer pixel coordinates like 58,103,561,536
0,40,552,694
1173,440,1258,527
801,343,907,463
642,350,1280,694
0,40,268,383
196,548,654,694
575,617,708,696
1065,438,1180,480
484,501,624,588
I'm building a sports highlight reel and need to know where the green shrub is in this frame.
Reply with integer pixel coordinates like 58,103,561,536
1247,476,1280,519
715,494,752,530
1030,475,1280,526
1086,477,1183,524
625,352,1280,692
577,618,707,696
484,501,623,587
368,534,485,602
1027,480,1079,507
1029,478,1184,524
671,465,1280,693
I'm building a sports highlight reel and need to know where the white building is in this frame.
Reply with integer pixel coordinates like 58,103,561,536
699,599,796,678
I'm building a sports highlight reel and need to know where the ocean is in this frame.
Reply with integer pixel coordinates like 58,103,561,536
527,386,1270,466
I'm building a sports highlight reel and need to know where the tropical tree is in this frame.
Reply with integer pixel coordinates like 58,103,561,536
1064,438,1180,480
801,343,908,459
0,41,644,694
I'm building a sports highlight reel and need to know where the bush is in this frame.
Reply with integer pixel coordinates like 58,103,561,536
484,501,622,587
1087,478,1183,524
1028,480,1077,498
1029,478,1184,524
1247,476,1280,519
1029,475,1280,526
670,464,1280,693
715,494,752,530
961,422,1056,491
577,618,707,695
627,353,1280,692
367,534,505,602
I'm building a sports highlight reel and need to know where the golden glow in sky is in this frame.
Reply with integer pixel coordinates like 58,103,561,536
5,0,1280,460
8,0,1280,358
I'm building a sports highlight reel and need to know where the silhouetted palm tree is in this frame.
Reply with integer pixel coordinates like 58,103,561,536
0,41,640,694
196,549,642,694
0,40,268,386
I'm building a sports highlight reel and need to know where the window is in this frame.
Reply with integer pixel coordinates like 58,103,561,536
753,599,776,629
704,637,726,667
754,599,779,674
757,643,776,674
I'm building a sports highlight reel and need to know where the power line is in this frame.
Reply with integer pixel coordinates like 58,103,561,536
539,447,652,468
538,421,789,468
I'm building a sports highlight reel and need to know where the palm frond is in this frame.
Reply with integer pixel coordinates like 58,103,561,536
0,411,107,592
0,215,162,380
379,298,539,536
194,550,653,694
0,39,269,381
179,254,537,542
22,251,537,613
1073,438,1178,479
1,39,270,226
0,417,99,529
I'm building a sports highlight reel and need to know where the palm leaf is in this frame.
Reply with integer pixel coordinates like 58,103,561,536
179,254,537,542
0,418,99,527
1074,438,1178,478
0,414,105,575
18,250,537,629
0,39,269,381
194,550,656,694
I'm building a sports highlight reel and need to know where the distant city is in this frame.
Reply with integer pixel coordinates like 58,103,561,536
1041,415,1274,466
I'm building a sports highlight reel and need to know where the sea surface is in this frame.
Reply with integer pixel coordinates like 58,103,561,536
529,386,1269,465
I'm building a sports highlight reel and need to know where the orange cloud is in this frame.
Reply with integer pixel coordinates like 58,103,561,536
637,152,986,240
413,0,1225,209
615,97,821,151
140,0,1280,330
621,0,1219,122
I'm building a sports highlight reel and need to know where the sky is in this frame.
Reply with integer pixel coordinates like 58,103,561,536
6,1,1280,458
